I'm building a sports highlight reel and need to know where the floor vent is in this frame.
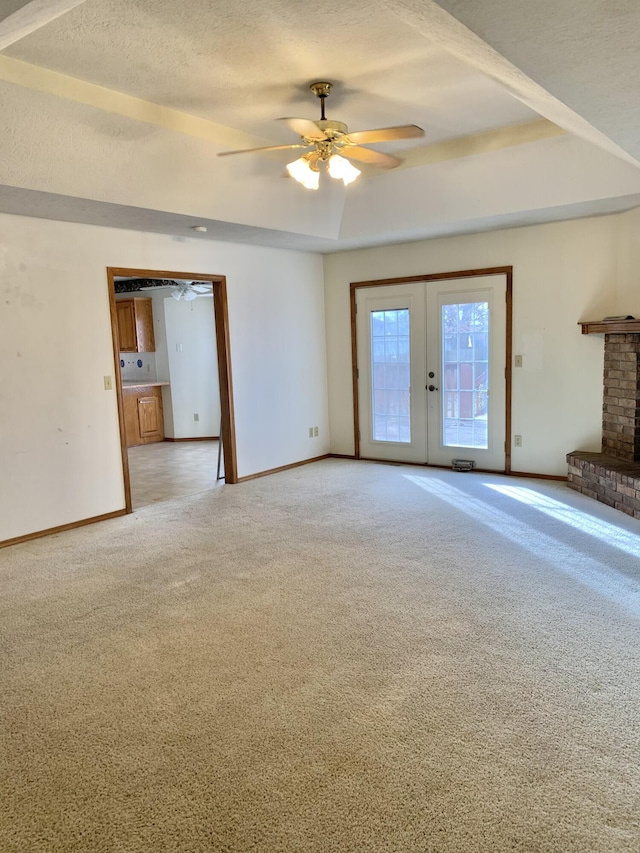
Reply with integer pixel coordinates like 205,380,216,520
452,459,476,472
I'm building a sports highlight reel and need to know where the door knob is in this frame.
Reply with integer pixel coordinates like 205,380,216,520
428,384,438,392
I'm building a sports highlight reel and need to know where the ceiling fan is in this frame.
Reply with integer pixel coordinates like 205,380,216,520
217,82,424,189
171,281,213,301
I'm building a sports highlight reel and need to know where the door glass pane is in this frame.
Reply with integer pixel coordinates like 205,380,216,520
441,301,489,448
371,309,410,443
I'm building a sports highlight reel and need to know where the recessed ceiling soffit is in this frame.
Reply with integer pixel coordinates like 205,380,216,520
0,53,565,174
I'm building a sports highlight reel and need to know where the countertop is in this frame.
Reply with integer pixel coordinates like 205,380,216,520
122,380,170,390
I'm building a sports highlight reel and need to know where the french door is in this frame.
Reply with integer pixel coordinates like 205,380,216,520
356,276,507,470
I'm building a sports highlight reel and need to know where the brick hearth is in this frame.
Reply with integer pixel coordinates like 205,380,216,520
567,330,640,516
567,451,640,518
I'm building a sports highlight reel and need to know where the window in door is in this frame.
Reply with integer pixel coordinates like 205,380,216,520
370,309,411,443
442,301,489,449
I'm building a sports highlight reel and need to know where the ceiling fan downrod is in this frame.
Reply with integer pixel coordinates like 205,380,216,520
310,81,332,121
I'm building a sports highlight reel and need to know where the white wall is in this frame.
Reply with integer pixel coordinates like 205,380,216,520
324,215,625,476
0,213,328,542
616,207,640,312
163,296,220,439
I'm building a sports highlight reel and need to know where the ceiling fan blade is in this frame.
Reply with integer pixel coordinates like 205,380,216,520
217,143,309,157
341,146,402,169
342,125,424,145
278,117,326,140
191,285,213,293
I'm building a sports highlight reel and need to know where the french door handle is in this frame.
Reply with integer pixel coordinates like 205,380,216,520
427,384,439,392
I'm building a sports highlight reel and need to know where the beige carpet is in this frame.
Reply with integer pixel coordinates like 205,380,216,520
1,459,639,852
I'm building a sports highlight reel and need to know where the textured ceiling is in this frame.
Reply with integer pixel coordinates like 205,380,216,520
0,1,33,16
3,0,537,142
433,0,640,159
0,0,638,251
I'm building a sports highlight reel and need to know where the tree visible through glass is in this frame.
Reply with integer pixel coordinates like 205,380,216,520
442,301,489,449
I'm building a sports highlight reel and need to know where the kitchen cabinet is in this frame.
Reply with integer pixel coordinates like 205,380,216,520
116,298,155,352
122,385,164,447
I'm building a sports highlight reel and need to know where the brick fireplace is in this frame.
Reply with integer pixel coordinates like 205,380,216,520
567,320,640,518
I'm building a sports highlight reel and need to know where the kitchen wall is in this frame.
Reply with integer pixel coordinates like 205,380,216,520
0,213,328,542
120,351,158,382
324,213,625,476
163,295,219,439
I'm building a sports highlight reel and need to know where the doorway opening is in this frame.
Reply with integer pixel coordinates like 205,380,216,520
351,267,513,473
106,266,238,513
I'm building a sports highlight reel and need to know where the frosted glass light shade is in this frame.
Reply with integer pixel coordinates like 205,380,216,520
286,157,320,190
328,154,361,186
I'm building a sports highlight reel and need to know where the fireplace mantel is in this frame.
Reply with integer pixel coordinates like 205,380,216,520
579,319,640,334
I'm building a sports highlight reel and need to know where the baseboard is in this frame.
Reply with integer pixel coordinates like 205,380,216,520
164,436,219,442
509,471,568,481
328,453,357,459
342,455,568,481
237,454,331,483
0,509,128,550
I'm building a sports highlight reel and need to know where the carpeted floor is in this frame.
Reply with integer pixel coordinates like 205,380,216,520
1,459,639,852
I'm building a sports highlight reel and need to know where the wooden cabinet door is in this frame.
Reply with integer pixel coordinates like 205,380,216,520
134,298,155,353
116,301,137,351
122,387,141,447
116,298,155,352
137,393,163,440
122,387,164,446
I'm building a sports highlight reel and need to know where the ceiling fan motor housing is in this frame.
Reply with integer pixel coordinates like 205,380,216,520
315,119,348,140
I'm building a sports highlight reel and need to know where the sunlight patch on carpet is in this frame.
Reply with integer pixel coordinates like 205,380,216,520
484,483,640,559
405,474,640,618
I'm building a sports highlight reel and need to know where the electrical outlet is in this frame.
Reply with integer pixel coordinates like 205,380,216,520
103,376,113,390
514,434,522,447
314,426,319,437
514,355,523,368
308,427,314,438
194,413,199,422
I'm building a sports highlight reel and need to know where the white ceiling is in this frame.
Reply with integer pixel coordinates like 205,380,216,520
0,0,638,252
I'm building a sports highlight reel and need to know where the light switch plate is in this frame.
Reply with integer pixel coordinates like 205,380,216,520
103,375,113,390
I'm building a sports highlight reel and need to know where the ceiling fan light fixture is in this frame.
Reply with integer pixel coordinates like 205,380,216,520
219,81,423,191
286,156,320,190
328,154,361,186
172,283,201,301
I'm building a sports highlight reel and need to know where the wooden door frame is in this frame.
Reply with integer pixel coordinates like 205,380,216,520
350,266,513,473
107,266,239,513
